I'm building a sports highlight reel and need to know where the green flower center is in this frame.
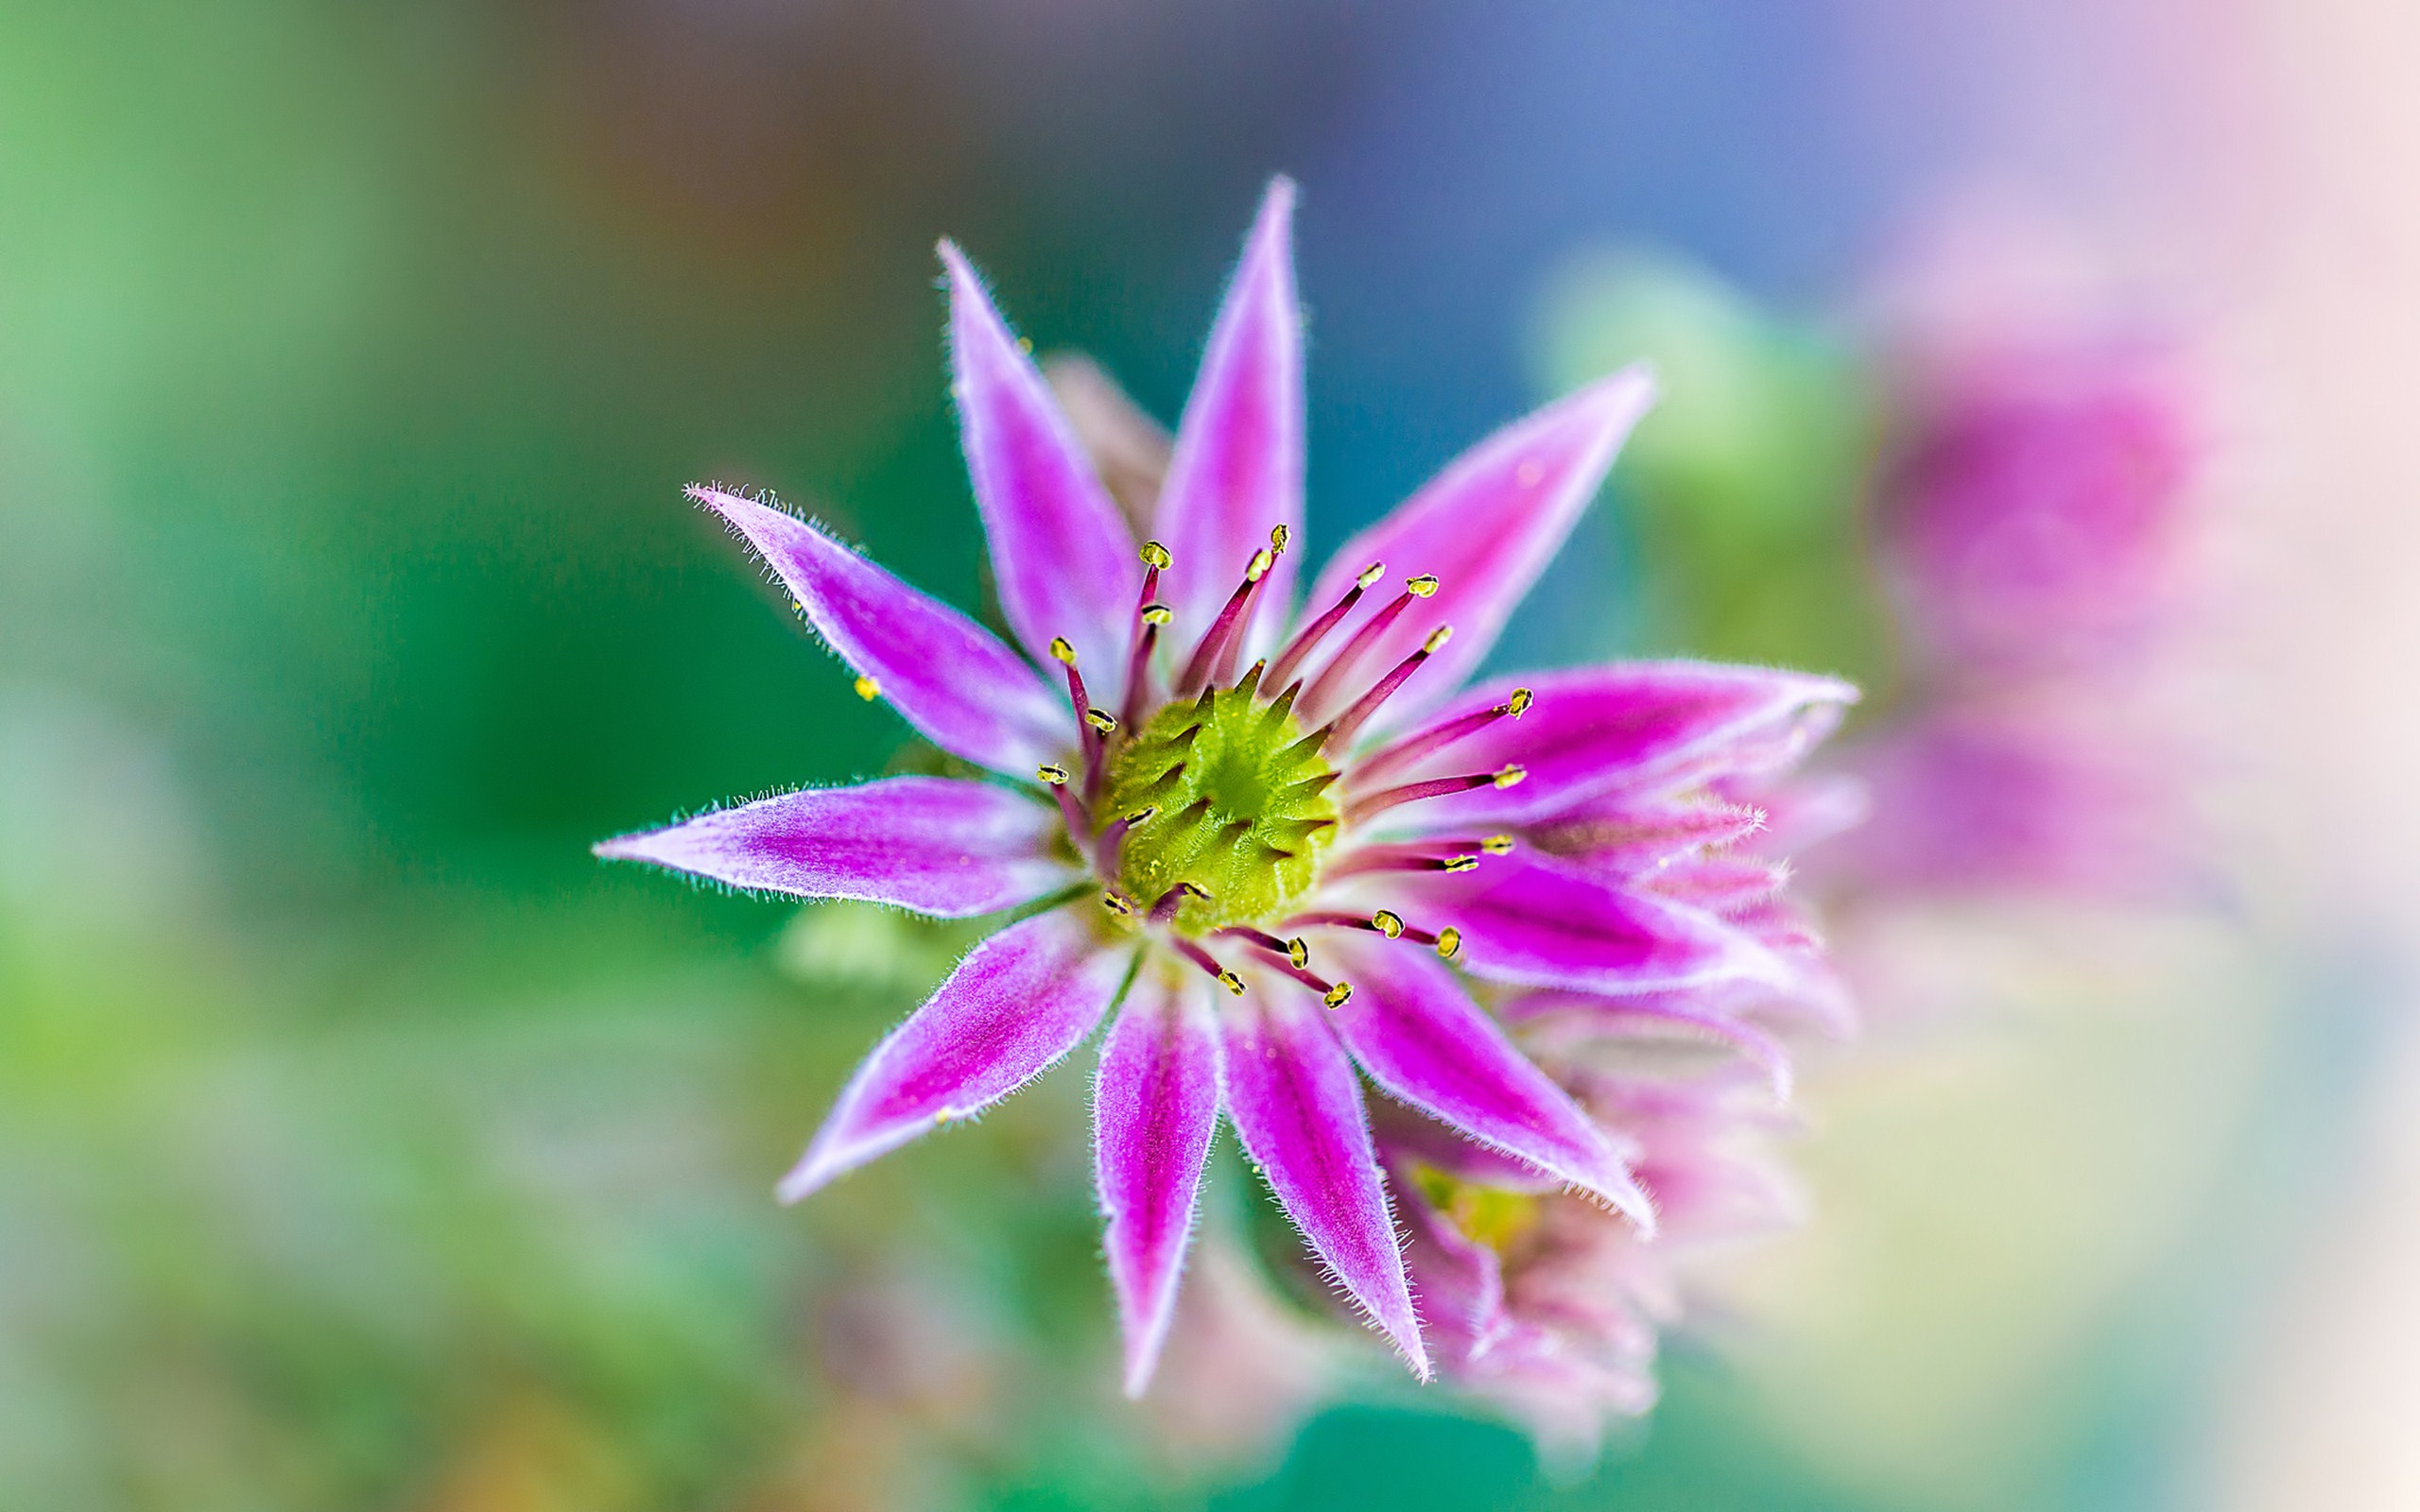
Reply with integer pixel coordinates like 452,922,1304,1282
1098,686,1339,933
1410,1163,1545,1255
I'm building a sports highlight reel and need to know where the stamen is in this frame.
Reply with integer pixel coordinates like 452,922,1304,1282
1050,639,1106,782
1267,560,1383,690
1094,805,1156,875
1178,537,1280,697
853,676,881,701
1215,924,1300,962
1037,763,1090,838
1342,765,1527,825
1298,579,1423,715
1230,935,1350,1004
1120,541,1170,730
1352,689,1535,785
1210,540,1284,686
1322,626,1454,754
1289,905,1461,961
1100,890,1136,917
1322,842,1491,880
1150,880,1212,925
1170,936,1246,994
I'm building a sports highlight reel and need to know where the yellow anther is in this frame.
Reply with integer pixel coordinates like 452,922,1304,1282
1434,927,1462,960
1217,971,1247,996
1443,855,1480,873
1141,603,1173,625
1037,764,1070,786
1322,981,1355,1009
1406,573,1441,598
1372,909,1406,938
1246,547,1275,582
1085,708,1120,734
1423,626,1455,654
1493,764,1527,789
1048,636,1078,664
1357,561,1387,589
934,1110,951,1125
1178,881,1214,900
1101,892,1134,916
1141,541,1172,570
1018,336,1035,354
1506,687,1534,717
853,675,881,701
1122,805,1158,827
1269,524,1290,552
1287,937,1310,969
1480,833,1515,855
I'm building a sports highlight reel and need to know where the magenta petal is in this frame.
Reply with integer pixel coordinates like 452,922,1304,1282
1296,369,1655,731
595,777,1074,918
943,242,1141,696
1152,179,1304,657
778,908,1130,1200
1219,988,1428,1378
1360,662,1856,828
1537,797,1770,875
1502,988,1796,1103
1326,936,1652,1230
1092,970,1223,1398
692,489,1068,775
1407,849,1784,996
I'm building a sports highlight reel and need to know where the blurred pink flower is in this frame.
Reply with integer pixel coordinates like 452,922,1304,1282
1877,341,2194,679
1383,1053,1801,1456
1830,324,2200,902
596,179,1856,1395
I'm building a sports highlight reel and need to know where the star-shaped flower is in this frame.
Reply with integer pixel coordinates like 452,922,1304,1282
597,180,1853,1393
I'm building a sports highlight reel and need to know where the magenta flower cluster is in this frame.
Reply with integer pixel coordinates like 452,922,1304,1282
1838,333,2195,899
598,181,1852,1410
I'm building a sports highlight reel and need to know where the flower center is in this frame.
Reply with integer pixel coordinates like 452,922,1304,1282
1410,1162,1545,1255
1099,685,1338,933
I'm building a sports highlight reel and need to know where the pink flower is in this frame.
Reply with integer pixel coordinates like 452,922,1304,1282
1381,1055,1800,1455
1832,333,2199,900
596,180,1854,1394
1876,341,2193,679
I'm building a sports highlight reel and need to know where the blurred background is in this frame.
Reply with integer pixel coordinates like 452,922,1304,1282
7,2,2420,1508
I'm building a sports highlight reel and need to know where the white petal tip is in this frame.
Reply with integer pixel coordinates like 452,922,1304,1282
774,1152,836,1206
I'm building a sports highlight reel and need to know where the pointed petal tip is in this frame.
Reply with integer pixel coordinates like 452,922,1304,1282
1119,1340,1165,1400
775,1139,849,1205
1572,360,1660,426
1398,1329,1434,1383
937,237,981,295
1253,174,1298,233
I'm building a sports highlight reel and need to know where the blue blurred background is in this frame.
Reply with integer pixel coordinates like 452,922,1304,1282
9,3,2415,1509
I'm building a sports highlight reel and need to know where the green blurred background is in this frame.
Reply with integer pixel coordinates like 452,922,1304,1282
0,4,2373,1509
